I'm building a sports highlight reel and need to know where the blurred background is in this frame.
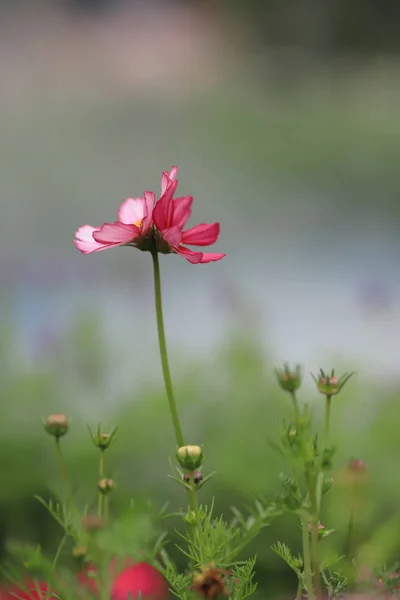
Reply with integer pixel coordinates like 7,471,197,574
0,0,400,597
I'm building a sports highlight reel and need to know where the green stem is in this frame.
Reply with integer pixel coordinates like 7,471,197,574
323,395,332,445
188,472,201,525
291,390,301,421
295,577,302,600
55,438,78,513
309,479,322,599
151,250,185,448
52,531,69,568
316,395,332,513
301,518,315,600
98,449,105,517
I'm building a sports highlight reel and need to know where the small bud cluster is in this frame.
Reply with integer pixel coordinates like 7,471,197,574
98,478,115,494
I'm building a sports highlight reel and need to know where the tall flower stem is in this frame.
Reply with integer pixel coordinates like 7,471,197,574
301,518,315,600
308,474,322,599
316,394,332,513
98,449,105,517
55,438,78,513
151,250,185,448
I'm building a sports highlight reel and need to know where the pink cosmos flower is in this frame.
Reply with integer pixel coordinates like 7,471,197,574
74,166,225,264
111,562,168,600
152,167,225,264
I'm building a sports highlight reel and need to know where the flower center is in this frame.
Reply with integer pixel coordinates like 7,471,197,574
134,218,143,229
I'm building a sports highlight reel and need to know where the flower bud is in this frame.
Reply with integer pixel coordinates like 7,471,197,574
72,545,88,559
98,478,115,494
88,424,118,450
43,414,69,438
311,369,354,397
275,363,302,393
183,471,203,486
177,445,203,471
81,515,104,531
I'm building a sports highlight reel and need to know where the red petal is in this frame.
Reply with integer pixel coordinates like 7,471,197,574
161,226,182,248
172,196,193,229
181,222,220,247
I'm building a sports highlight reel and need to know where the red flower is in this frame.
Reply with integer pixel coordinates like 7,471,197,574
1,581,51,600
78,557,134,595
74,166,225,264
111,563,168,600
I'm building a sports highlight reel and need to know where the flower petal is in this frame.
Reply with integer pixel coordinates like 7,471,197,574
175,245,204,264
161,225,182,248
198,252,226,263
172,196,193,229
74,225,111,254
141,191,156,231
181,223,220,246
92,222,140,244
118,197,146,225
161,165,178,194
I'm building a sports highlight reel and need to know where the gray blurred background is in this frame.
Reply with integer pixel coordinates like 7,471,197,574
0,0,400,596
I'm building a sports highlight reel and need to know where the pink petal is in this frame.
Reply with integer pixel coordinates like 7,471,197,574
161,225,182,248
74,225,111,254
172,196,193,229
181,222,220,246
92,222,140,244
198,252,226,263
175,245,204,264
153,181,178,230
142,191,155,231
161,165,178,194
118,197,146,225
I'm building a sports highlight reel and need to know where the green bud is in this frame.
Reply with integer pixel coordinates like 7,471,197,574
275,363,302,393
177,445,203,471
311,369,354,397
88,424,118,450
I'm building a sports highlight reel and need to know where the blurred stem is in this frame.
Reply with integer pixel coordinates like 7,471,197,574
52,531,69,568
55,437,78,513
316,394,332,514
151,250,185,448
295,577,302,600
302,517,314,600
308,475,322,599
98,449,105,517
345,480,358,560
291,390,300,421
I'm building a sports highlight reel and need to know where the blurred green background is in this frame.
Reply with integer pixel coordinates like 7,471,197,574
0,0,400,597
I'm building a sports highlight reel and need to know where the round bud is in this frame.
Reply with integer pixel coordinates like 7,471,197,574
81,515,104,531
177,445,203,471
43,414,69,438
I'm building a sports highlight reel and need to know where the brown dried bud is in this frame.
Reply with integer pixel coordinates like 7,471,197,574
98,478,115,494
43,414,69,438
192,564,230,599
81,515,104,531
